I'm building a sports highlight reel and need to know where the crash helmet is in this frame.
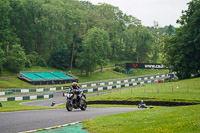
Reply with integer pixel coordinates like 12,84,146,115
72,82,78,89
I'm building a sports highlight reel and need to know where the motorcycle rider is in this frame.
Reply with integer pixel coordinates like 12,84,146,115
72,82,80,89
71,82,80,104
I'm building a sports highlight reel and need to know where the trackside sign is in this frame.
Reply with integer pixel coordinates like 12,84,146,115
126,63,166,69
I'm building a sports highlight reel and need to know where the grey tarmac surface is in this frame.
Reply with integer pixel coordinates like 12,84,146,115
21,88,131,107
0,107,139,133
1,89,140,133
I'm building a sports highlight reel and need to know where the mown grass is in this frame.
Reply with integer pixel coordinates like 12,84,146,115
83,105,200,133
87,78,200,103
82,77,200,133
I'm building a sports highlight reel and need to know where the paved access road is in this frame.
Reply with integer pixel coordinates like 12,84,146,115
0,107,139,133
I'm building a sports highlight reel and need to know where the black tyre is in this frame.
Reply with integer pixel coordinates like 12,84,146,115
80,99,87,111
66,100,73,111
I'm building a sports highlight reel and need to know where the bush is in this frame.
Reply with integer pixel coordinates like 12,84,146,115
26,52,47,67
113,66,125,73
36,57,47,67
27,52,38,66
25,59,32,68
113,66,121,72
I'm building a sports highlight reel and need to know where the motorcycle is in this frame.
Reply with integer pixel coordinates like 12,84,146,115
138,100,147,108
63,89,87,111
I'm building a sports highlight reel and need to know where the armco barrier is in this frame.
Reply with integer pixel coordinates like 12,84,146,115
0,94,53,102
0,91,13,96
79,73,169,88
82,78,164,93
0,87,63,96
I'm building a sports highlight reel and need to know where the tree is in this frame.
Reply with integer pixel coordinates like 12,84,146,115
163,0,200,79
77,27,110,76
5,44,26,72
0,0,19,53
125,25,153,63
165,25,175,36
0,48,6,73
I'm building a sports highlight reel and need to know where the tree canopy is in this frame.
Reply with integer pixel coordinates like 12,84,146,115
162,0,200,79
0,0,176,74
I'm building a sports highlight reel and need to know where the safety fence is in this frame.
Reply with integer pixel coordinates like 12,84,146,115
82,78,165,93
79,73,168,88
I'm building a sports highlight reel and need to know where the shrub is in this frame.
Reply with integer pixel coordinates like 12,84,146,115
36,57,47,67
113,66,121,72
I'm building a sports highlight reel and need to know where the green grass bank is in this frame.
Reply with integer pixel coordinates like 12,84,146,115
82,77,200,133
83,105,200,133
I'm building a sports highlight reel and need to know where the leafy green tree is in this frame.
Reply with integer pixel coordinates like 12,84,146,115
5,44,26,72
77,27,110,76
163,0,200,79
165,25,175,36
0,0,19,52
125,25,153,63
0,48,6,73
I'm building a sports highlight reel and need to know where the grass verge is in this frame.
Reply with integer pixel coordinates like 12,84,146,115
83,105,200,133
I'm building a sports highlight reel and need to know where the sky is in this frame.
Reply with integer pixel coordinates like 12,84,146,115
81,0,191,27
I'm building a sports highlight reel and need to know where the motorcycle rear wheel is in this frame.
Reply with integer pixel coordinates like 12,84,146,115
66,100,73,111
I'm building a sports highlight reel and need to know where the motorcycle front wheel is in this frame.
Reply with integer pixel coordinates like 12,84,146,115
80,99,87,111
66,100,73,111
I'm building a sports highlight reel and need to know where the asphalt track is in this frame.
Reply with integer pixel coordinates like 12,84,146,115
21,91,67,107
1,90,140,133
0,107,139,133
